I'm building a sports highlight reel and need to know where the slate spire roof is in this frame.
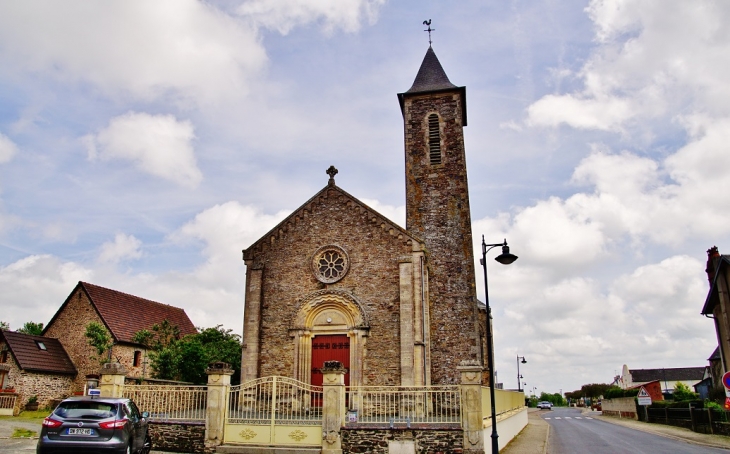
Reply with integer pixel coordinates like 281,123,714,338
405,46,457,94
397,46,467,126
44,282,197,344
1,331,76,375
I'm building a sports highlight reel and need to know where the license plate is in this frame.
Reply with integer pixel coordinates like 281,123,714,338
68,428,93,435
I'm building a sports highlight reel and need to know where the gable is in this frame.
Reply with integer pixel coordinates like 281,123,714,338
44,282,197,344
243,182,422,263
1,331,76,375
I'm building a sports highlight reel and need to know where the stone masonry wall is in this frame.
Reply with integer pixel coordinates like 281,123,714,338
148,421,208,454
44,288,109,391
246,187,414,385
17,371,75,410
403,91,480,384
342,427,464,453
44,288,147,392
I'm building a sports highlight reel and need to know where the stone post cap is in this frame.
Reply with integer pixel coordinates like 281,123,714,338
206,361,234,375
100,362,127,375
320,360,348,374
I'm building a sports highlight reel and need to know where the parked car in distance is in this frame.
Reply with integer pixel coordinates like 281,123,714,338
37,396,151,454
537,401,553,409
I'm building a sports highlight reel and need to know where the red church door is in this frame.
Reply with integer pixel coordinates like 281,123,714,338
311,334,350,397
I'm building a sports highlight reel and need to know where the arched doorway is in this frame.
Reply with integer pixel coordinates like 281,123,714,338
290,289,369,388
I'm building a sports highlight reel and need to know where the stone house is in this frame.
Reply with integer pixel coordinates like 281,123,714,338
42,281,197,392
241,46,491,388
0,330,76,411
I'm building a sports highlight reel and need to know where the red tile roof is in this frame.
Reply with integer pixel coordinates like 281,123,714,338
1,331,76,375
44,282,198,344
80,282,198,343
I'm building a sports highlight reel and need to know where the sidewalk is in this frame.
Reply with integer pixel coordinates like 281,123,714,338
501,408,548,454
501,408,730,453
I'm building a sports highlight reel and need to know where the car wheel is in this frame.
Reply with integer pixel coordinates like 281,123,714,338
140,434,152,454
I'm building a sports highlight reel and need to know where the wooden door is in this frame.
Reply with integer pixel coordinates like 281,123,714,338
310,334,350,389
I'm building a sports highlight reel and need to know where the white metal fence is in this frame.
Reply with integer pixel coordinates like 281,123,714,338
123,385,207,422
0,394,16,415
346,385,461,424
227,376,324,425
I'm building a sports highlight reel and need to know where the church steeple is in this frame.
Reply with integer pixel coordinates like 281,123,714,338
398,47,479,385
398,47,467,125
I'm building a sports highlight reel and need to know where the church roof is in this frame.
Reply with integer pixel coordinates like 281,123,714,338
44,282,198,344
397,47,467,126
405,46,458,94
243,169,423,260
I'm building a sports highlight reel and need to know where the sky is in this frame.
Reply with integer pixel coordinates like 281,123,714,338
0,0,728,396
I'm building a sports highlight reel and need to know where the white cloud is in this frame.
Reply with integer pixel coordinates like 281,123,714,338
237,0,386,35
0,1,267,104
526,0,730,130
84,112,202,188
0,133,18,163
98,233,143,264
360,198,405,228
0,255,93,330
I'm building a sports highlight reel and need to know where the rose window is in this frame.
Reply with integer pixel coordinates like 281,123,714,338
312,245,350,283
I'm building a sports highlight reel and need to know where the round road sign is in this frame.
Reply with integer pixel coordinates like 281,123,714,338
723,371,730,390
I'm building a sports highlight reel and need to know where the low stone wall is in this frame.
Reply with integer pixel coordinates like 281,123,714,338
488,407,528,450
602,397,637,420
341,425,463,453
148,421,208,454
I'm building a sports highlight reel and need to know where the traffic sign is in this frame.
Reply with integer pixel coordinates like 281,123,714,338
722,372,730,397
637,386,652,406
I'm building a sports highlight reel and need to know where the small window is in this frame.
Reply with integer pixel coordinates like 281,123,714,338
428,114,441,165
0,350,7,363
36,341,47,351
133,351,141,367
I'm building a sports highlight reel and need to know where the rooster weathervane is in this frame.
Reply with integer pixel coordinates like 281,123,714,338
423,19,434,46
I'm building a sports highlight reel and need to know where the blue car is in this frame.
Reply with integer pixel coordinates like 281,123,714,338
37,396,151,454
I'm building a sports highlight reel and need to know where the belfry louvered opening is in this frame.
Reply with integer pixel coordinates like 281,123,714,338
428,114,441,165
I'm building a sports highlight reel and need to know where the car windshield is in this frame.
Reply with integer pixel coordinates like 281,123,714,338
54,402,117,419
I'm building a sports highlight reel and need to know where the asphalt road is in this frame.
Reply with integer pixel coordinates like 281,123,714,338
544,407,728,454
0,418,186,453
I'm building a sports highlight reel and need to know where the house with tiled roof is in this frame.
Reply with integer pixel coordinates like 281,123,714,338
615,364,705,395
42,281,197,392
0,330,76,413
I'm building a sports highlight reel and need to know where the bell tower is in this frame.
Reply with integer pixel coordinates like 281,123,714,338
398,47,480,384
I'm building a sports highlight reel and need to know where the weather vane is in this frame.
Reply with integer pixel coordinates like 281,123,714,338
423,19,434,46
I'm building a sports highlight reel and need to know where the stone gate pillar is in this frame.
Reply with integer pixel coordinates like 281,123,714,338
99,363,127,398
321,360,347,454
458,360,485,454
205,362,233,451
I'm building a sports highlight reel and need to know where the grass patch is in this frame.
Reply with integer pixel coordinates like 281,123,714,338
0,409,51,424
12,427,37,438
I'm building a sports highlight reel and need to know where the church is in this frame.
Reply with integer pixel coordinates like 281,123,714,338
240,46,487,387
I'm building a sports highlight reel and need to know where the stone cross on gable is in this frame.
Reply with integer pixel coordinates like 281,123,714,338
326,165,338,185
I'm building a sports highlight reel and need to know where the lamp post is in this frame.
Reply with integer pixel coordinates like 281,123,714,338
516,355,526,392
481,236,518,454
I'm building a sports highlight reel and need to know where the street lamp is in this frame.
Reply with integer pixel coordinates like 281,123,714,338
481,237,518,454
516,355,526,392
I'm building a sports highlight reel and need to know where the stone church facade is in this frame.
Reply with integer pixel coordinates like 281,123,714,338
241,47,485,387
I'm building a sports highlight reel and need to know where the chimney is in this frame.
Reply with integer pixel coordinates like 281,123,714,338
706,246,721,286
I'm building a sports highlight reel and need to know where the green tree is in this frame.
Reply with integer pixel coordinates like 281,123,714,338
17,321,44,336
672,382,698,401
85,322,113,363
137,324,242,385
0,321,9,331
